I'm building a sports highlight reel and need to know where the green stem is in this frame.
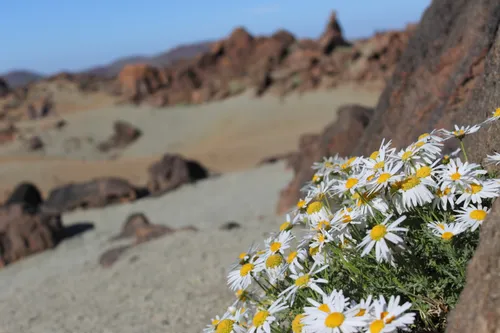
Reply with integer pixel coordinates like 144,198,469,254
460,140,468,162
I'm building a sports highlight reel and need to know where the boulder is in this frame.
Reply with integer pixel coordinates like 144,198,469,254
0,203,62,265
277,104,373,214
0,123,17,145
117,64,166,102
318,11,350,54
42,177,137,213
97,120,142,152
0,77,9,98
25,135,44,151
4,182,43,209
353,0,499,156
147,154,209,196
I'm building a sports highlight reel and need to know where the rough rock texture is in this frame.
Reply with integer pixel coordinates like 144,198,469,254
100,212,197,267
0,123,17,145
97,120,142,152
318,11,351,54
276,104,373,214
353,0,500,156
25,135,44,151
0,203,62,265
42,177,137,213
117,64,168,102
147,154,209,196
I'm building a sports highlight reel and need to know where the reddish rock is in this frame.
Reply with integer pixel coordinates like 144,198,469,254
117,64,167,102
42,177,137,213
318,11,350,54
97,120,141,152
277,105,373,214
0,203,63,265
147,154,209,196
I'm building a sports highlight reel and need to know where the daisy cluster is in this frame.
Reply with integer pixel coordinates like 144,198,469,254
205,109,500,333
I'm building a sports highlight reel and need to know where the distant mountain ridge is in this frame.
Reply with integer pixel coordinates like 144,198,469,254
1,40,213,87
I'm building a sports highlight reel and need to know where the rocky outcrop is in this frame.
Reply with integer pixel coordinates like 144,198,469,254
0,77,9,98
5,182,43,209
0,203,63,266
353,0,500,156
147,154,209,196
42,177,137,213
99,212,197,267
117,64,169,102
276,104,373,214
97,120,142,152
318,11,350,54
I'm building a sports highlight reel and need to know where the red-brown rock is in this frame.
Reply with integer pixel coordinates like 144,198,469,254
97,120,142,152
277,104,373,214
318,11,350,54
147,154,209,196
117,64,167,102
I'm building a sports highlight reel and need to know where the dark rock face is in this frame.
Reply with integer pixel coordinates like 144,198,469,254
353,0,500,156
5,182,43,209
0,203,62,265
276,104,373,214
0,77,9,98
42,177,137,213
147,154,209,196
98,120,142,152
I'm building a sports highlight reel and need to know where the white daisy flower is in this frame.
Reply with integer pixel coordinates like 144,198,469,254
397,174,436,209
333,173,367,196
455,180,500,206
432,186,455,211
227,260,258,291
367,162,404,193
207,308,247,333
331,206,364,230
440,124,481,140
438,158,486,192
455,204,491,231
412,131,444,161
347,295,374,319
280,263,329,304
304,289,344,316
303,289,367,333
365,139,397,172
286,248,308,275
291,313,307,333
396,145,423,172
366,295,415,333
485,152,500,165
263,230,293,256
427,222,468,240
358,215,408,264
247,298,288,333
482,107,500,124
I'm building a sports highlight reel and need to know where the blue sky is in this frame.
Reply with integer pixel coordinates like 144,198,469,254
1,0,431,74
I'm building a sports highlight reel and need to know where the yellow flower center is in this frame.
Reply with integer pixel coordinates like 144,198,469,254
309,246,319,256
453,129,465,137
295,274,310,287
307,201,323,215
312,174,322,183
325,162,334,168
318,304,331,313
347,157,357,165
468,183,483,194
469,209,487,221
401,176,421,191
355,309,366,317
441,231,454,240
342,214,352,223
418,133,430,141
374,161,385,169
370,151,380,160
437,223,445,230
345,178,359,189
377,173,392,184
317,220,331,230
240,263,254,276
369,319,385,333
416,166,432,178
493,108,500,117
415,141,425,148
265,254,283,268
287,251,297,263
317,233,325,243
382,311,396,324
325,312,345,328
297,199,306,209
270,242,281,253
367,174,375,181
252,310,269,327
239,252,247,260
292,314,305,333
370,225,387,241
437,187,451,197
279,221,291,231
401,151,413,161
216,319,235,333
451,172,461,181
212,319,220,326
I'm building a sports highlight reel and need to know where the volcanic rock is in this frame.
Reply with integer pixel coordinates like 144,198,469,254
97,120,141,152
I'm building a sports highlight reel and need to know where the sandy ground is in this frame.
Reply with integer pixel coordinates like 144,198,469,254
0,162,292,333
0,86,380,200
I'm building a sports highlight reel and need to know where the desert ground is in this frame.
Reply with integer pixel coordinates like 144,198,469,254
0,86,380,333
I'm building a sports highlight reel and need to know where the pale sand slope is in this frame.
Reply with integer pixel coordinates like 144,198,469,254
0,162,293,333
0,86,380,199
